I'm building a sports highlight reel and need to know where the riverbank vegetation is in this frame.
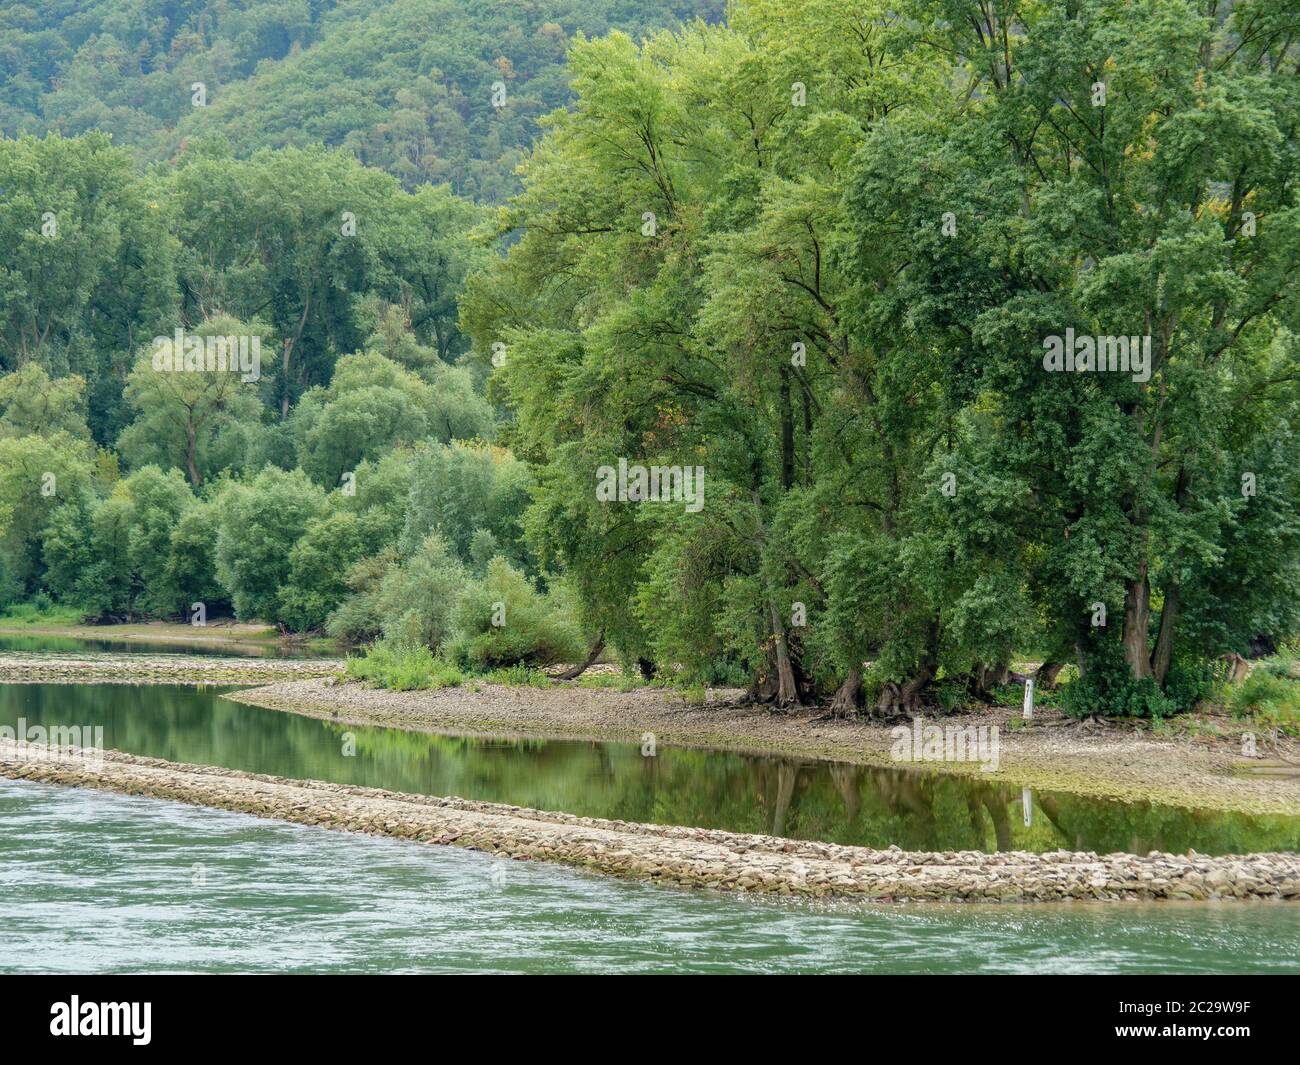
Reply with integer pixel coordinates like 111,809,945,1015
2,0,1297,723
0,602,89,627
1226,656,1300,735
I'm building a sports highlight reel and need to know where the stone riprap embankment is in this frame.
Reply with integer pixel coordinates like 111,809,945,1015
3,741,1297,903
0,653,343,684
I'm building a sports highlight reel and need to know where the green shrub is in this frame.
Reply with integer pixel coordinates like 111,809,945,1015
326,592,383,645
1059,643,1213,720
278,510,366,632
935,680,968,713
344,640,465,691
213,468,328,623
481,664,553,687
1162,657,1217,712
988,682,1028,708
375,534,466,650
445,558,582,670
1259,642,1300,679
398,442,532,569
0,601,87,626
1226,671,1300,734
324,550,396,645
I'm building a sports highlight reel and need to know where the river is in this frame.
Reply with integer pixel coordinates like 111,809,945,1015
3,778,1297,973
1,641,1297,973
2,682,1297,854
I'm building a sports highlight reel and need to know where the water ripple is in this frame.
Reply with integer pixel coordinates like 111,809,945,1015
1,779,1296,974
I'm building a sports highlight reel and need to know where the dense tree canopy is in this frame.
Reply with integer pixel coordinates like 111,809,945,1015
0,0,1296,714
0,0,725,200
465,0,1300,710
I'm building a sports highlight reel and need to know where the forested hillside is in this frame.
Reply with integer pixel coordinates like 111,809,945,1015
1,0,1298,720
0,0,726,199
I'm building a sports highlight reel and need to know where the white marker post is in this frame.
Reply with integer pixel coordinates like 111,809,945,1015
1023,676,1035,720
1022,787,1033,827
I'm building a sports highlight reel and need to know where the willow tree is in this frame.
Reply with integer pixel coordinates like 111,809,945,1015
464,2,954,706
117,315,270,488
465,0,1297,713
0,132,177,444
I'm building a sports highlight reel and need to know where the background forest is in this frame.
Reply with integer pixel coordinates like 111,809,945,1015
1,0,1298,720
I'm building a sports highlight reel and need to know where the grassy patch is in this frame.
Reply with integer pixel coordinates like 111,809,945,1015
346,642,574,692
345,641,465,691
479,664,553,688
0,603,89,627
1257,643,1299,679
575,672,644,691
1225,670,1300,735
679,682,707,705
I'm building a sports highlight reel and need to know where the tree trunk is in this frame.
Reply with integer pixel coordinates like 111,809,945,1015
1154,582,1185,681
281,338,292,420
801,386,813,485
829,667,862,718
1150,581,1179,686
748,488,802,708
779,367,794,491
554,628,605,681
1122,565,1153,680
969,661,1010,699
1034,661,1064,689
876,668,934,717
281,296,312,420
1224,652,1251,684
876,617,938,717
748,669,778,703
185,418,201,487
766,599,802,708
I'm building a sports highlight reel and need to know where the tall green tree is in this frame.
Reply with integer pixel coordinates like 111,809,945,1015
213,467,328,622
465,0,1299,714
848,0,1300,704
117,315,270,487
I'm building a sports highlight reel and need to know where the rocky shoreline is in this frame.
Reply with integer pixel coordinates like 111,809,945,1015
3,740,1297,903
0,653,343,684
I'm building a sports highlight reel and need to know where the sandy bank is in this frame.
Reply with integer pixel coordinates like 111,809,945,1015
0,619,337,655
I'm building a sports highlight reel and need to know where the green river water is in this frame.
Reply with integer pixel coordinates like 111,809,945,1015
2,778,1297,973
0,649,1297,972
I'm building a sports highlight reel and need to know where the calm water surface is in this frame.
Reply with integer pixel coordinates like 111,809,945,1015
3,683,1298,855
